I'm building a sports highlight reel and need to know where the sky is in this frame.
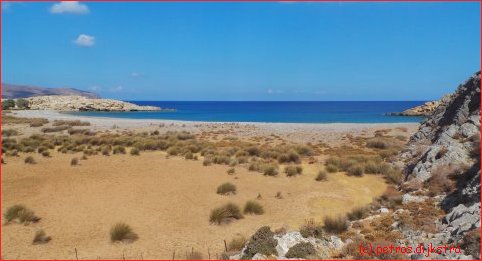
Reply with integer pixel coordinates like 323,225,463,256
2,1,480,101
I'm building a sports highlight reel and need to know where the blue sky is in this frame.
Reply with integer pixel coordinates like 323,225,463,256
2,1,480,101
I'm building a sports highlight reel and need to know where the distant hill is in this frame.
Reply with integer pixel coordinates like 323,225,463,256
2,83,100,99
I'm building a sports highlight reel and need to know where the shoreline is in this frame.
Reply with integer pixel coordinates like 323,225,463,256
11,109,421,128
8,110,421,145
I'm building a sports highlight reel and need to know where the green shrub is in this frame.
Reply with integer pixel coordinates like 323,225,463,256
285,242,316,259
347,164,364,177
110,223,138,243
184,152,194,160
315,170,327,181
227,168,236,175
41,151,50,157
4,205,39,224
167,146,180,156
284,165,303,177
113,146,126,154
300,219,323,239
277,151,300,164
2,99,15,110
130,148,140,156
216,182,237,195
263,165,278,176
24,156,36,164
209,203,243,225
33,229,51,244
241,226,277,259
15,99,29,109
41,126,70,133
244,201,264,215
323,215,348,234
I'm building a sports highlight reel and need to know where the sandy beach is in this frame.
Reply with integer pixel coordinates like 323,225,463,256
1,109,420,259
9,110,420,145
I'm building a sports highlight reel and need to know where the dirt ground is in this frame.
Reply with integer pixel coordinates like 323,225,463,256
1,151,387,259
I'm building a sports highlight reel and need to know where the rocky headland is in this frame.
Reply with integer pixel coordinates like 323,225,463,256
7,95,163,111
389,100,444,116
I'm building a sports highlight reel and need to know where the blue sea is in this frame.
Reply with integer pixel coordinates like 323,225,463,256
68,101,425,123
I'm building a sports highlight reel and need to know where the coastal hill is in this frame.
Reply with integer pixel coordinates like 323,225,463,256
2,83,100,99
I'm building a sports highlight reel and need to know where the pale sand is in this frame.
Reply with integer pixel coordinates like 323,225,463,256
9,110,420,145
2,151,388,259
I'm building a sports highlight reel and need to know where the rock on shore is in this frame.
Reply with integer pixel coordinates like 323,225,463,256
389,100,444,116
23,95,162,111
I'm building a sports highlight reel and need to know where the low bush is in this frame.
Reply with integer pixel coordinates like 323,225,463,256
315,170,327,181
346,164,364,177
24,156,36,164
347,206,370,221
285,242,317,259
366,138,390,149
2,129,19,137
323,215,348,234
263,165,279,176
325,164,338,173
244,201,264,215
203,157,213,166
4,205,39,225
277,151,300,164
53,120,90,127
216,182,237,195
110,223,138,243
227,168,236,175
71,158,79,166
130,148,140,156
300,219,323,239
284,165,303,177
41,126,70,133
209,203,243,225
33,229,51,244
113,146,126,155
41,151,50,157
241,226,277,259
228,236,247,251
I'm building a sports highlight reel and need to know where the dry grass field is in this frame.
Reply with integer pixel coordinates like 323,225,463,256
2,151,387,259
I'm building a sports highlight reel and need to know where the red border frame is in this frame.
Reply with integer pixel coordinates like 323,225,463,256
0,1,480,260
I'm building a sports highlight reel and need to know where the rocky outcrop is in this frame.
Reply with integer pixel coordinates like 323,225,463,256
23,95,162,111
390,100,443,116
229,229,344,260
2,83,100,99
399,71,481,259
402,71,480,182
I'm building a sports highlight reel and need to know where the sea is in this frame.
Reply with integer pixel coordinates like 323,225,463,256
68,101,426,124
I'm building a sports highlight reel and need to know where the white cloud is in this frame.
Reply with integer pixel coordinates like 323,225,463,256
73,34,95,47
88,85,101,92
50,1,89,14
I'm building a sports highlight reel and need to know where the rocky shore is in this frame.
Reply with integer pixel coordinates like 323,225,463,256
388,100,443,116
11,95,164,111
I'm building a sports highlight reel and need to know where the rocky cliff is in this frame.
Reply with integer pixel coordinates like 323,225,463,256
23,95,161,111
2,83,100,99
398,71,480,259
